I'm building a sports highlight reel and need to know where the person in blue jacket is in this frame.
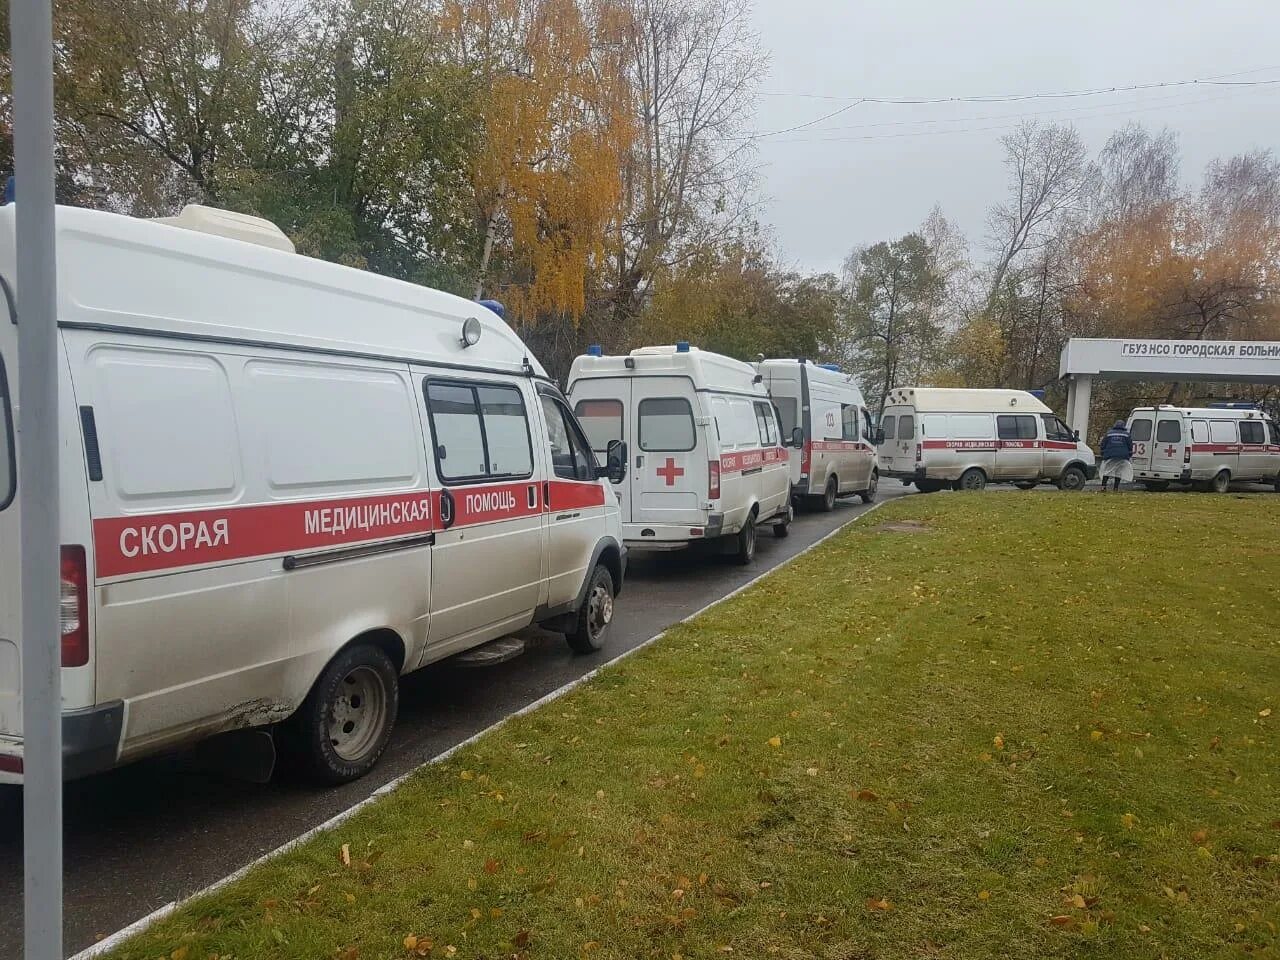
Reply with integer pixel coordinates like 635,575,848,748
1098,420,1134,491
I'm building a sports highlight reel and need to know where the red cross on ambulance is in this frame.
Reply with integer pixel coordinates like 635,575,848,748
1164,444,1177,458
656,457,685,486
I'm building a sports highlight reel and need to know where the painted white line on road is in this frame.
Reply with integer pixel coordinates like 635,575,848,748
69,499,890,960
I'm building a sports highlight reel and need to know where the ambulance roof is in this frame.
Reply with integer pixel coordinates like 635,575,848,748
568,345,765,395
0,204,546,377
884,386,1052,414
759,359,866,401
1130,405,1270,419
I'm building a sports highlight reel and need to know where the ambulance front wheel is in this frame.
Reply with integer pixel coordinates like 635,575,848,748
566,564,614,654
285,643,400,784
1208,469,1231,494
955,468,987,492
773,504,793,537
1058,465,1087,492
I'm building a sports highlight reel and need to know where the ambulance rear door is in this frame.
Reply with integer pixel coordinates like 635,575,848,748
1128,412,1154,474
1151,412,1187,478
631,377,707,526
573,388,630,522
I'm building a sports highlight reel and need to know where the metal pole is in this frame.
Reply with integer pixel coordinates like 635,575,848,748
10,0,63,956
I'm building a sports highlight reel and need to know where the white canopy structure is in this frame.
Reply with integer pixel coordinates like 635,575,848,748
1060,337,1280,438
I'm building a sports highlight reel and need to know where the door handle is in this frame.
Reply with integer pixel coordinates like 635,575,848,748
439,488,455,529
636,454,644,468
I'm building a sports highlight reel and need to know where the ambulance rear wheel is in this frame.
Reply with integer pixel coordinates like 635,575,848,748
735,514,757,564
1058,465,1087,492
819,475,838,512
1273,474,1280,493
286,643,399,784
566,564,614,654
1014,481,1037,490
773,504,792,537
1208,469,1231,494
1143,480,1171,492
956,468,987,492
859,470,879,503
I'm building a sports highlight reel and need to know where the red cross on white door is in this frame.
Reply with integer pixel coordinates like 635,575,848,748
656,457,685,486
1164,444,1177,458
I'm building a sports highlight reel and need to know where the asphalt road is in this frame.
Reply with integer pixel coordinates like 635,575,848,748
0,480,909,958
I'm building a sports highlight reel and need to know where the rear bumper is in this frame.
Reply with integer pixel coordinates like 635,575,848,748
624,514,723,550
0,700,124,785
883,466,926,483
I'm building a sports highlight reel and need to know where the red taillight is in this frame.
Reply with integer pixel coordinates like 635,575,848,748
1184,445,1191,463
800,440,811,476
60,545,89,667
915,443,922,463
0,754,22,773
708,460,721,499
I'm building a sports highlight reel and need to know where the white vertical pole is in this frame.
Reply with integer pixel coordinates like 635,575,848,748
10,0,63,956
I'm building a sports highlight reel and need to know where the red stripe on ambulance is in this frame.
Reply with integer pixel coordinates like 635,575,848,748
94,491,434,578
719,446,787,474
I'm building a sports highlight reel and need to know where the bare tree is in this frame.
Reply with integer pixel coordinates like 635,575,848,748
1083,122,1180,226
612,0,766,321
984,121,1086,309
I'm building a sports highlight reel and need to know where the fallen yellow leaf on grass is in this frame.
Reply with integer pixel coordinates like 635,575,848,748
767,736,782,748
340,843,351,867
855,789,879,802
978,890,990,901
1090,730,1104,742
1070,894,1087,909
1191,828,1209,844
993,733,1004,750
1121,813,1138,830
460,769,474,780
865,897,893,912
170,948,188,960
1048,915,1075,928
1260,708,1272,718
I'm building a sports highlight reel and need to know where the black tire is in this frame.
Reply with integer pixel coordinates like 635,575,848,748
955,468,987,492
1209,469,1231,494
916,479,944,494
735,513,757,564
284,643,399,785
772,504,793,537
1058,465,1087,492
1273,474,1280,493
1014,481,1037,490
566,564,615,654
818,475,838,512
859,470,879,504
1143,480,1171,492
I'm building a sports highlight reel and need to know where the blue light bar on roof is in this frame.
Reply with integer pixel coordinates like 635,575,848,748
675,341,690,353
818,363,840,372
587,344,603,357
476,299,505,319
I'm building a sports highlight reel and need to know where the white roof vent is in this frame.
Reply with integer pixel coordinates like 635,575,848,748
151,204,295,253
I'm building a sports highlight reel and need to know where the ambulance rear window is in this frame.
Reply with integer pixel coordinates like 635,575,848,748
899,415,915,440
0,353,12,511
638,398,695,451
1130,418,1152,442
1155,420,1181,443
881,415,896,440
574,398,623,453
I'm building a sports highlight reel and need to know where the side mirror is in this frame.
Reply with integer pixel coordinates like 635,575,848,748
790,427,804,448
1073,429,1081,442
601,439,627,484
874,427,886,445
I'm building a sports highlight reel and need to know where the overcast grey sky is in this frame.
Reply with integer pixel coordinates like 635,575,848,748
748,0,1280,274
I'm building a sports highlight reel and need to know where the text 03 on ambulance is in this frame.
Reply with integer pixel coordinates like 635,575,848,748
566,343,792,563
0,203,629,787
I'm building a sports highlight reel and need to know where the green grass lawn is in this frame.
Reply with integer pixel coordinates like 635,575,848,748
106,494,1280,960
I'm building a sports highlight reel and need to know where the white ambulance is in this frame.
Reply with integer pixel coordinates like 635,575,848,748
566,344,792,562
1125,404,1280,492
759,359,879,510
0,203,628,786
878,387,1096,492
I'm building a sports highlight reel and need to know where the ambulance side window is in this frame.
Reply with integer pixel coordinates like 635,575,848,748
1210,420,1236,444
1155,420,1181,443
425,379,534,483
1239,421,1265,445
997,415,1037,440
881,415,897,440
922,414,948,437
753,401,777,446
639,397,696,451
862,408,875,442
541,396,594,482
1269,421,1280,445
1041,414,1074,441
1192,420,1209,443
840,404,859,441
1130,419,1152,442
774,397,798,436
0,353,13,510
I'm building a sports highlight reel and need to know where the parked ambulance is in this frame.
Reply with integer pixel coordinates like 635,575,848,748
758,359,879,509
567,344,792,562
1126,403,1280,492
0,203,628,786
878,387,1096,492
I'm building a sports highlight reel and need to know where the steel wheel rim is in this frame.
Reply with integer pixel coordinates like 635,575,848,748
327,665,388,762
588,583,613,642
1063,470,1083,490
825,479,836,507
1214,472,1229,492
746,522,755,555
869,472,878,497
963,473,983,490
